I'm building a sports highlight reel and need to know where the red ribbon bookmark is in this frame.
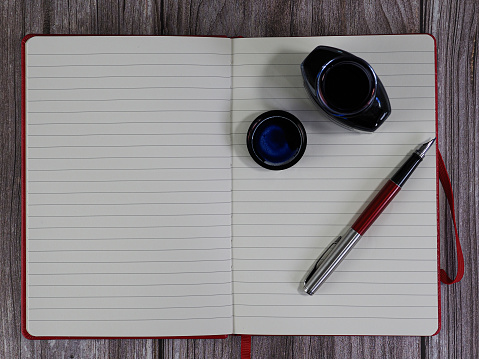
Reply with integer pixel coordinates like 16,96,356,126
241,335,252,359
437,149,464,284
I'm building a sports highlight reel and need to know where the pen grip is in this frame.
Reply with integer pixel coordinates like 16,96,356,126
351,179,401,235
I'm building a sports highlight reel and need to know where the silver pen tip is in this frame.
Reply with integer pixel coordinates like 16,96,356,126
416,138,436,158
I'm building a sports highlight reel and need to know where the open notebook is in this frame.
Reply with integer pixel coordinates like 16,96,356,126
22,34,438,338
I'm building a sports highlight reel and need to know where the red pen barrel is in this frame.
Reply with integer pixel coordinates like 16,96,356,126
351,179,401,235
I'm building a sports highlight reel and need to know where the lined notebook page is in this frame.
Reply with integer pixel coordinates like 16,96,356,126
231,35,438,335
25,36,233,337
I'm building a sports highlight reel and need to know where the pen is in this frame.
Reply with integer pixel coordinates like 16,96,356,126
303,138,436,295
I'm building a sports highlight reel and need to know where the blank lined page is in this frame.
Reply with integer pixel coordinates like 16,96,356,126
231,35,438,335
25,36,233,337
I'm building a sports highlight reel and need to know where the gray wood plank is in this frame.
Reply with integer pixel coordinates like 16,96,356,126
422,0,479,358
0,2,24,359
162,0,313,37
311,0,420,35
164,337,241,359
21,339,160,359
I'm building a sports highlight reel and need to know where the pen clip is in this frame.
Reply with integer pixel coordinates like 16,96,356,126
304,236,341,285
303,228,362,295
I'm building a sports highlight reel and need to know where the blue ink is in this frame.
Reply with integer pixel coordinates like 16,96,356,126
247,111,306,170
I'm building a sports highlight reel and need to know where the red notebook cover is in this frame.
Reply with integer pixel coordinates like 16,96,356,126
21,34,463,340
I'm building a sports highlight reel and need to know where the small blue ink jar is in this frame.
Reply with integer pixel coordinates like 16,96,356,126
246,110,307,170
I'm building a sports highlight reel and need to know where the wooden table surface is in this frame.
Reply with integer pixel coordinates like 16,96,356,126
1,0,477,358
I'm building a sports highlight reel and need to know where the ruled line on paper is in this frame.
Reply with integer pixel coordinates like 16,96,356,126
29,282,232,286
28,212,231,216
28,317,233,322
231,180,436,183
29,259,232,263
29,305,234,309
29,64,232,68
28,258,434,263
230,109,435,112
231,224,436,227
231,73,435,77
28,190,231,194
232,292,437,296
29,110,231,113
27,236,230,240
230,85,436,88
231,50,435,54
25,236,432,242
29,281,232,285
28,247,231,252
231,258,437,261
25,188,429,193
27,88,231,92
230,63,435,66
233,131,435,135
26,211,435,217
27,122,232,125
234,304,437,307
29,52,232,55
28,179,232,182
27,269,437,274
28,145,231,148
29,293,232,297
233,315,437,319
232,234,435,238
230,188,434,191
231,246,437,249
233,269,438,273
27,202,231,206
28,166,232,170
232,281,436,284
27,166,436,171
28,271,232,275
228,97,435,100
28,75,233,79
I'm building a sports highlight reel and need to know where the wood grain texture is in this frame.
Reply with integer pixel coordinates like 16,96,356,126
1,0,477,358
164,337,241,359
1,1,26,359
422,0,479,358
